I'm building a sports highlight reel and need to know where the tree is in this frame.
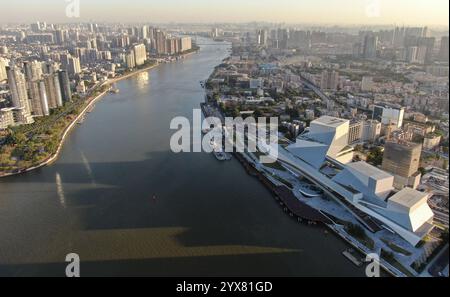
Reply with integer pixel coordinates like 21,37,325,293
367,147,384,166
11,132,27,146
418,167,426,176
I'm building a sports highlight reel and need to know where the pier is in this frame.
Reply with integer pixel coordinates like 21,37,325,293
233,152,332,225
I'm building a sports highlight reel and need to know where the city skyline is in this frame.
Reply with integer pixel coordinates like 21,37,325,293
1,0,449,27
0,1,448,279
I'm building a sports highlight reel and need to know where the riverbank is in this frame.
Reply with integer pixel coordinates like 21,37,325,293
0,62,161,178
200,93,403,277
0,39,365,277
109,62,159,84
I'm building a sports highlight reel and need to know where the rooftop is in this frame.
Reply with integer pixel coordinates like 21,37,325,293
346,161,392,181
312,115,348,127
389,188,429,209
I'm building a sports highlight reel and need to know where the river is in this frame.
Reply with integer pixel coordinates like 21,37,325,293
0,38,365,276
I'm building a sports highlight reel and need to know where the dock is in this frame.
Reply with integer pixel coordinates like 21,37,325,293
201,101,331,224
234,152,332,224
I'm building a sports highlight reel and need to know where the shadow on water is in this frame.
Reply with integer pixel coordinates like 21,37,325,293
0,39,366,277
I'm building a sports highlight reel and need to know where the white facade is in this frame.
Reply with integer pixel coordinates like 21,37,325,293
133,44,147,66
362,120,381,142
179,37,192,52
308,116,352,162
270,116,435,246
0,57,8,81
374,105,405,128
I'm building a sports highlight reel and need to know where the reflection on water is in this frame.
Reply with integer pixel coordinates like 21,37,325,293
135,71,150,89
55,173,66,209
80,151,96,186
0,38,365,277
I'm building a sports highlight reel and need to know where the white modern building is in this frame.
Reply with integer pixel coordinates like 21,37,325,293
288,116,354,166
265,116,434,246
133,43,147,66
373,104,405,128
179,37,192,52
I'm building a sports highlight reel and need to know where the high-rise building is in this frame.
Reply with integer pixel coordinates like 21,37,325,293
362,120,381,142
43,74,63,109
155,30,167,54
55,29,66,45
0,58,7,81
179,37,192,52
139,25,148,40
320,70,339,90
373,104,405,129
132,43,147,66
438,36,449,62
257,29,268,46
352,43,362,58
406,46,419,63
58,70,72,103
211,28,219,38
393,27,406,48
406,27,427,38
125,50,136,69
418,37,435,63
416,46,428,64
277,28,289,49
382,141,422,189
6,66,34,124
23,60,43,82
348,120,363,144
165,39,178,55
363,34,378,59
28,80,49,116
67,57,81,76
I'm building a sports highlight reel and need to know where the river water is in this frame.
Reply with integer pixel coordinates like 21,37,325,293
0,38,364,276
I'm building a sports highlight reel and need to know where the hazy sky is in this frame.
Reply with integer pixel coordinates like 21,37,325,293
1,0,449,26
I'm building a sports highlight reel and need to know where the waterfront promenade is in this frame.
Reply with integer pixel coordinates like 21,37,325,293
0,62,161,178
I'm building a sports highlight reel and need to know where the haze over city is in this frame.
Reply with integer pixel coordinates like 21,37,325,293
1,0,449,27
0,0,449,282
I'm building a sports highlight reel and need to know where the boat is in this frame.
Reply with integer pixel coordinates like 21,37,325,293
209,139,232,161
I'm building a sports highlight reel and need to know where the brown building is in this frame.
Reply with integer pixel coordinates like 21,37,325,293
382,141,422,189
